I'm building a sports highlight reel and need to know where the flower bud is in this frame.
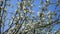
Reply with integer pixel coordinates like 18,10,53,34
37,12,40,16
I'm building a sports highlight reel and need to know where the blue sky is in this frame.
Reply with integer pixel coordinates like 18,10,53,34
3,0,60,33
